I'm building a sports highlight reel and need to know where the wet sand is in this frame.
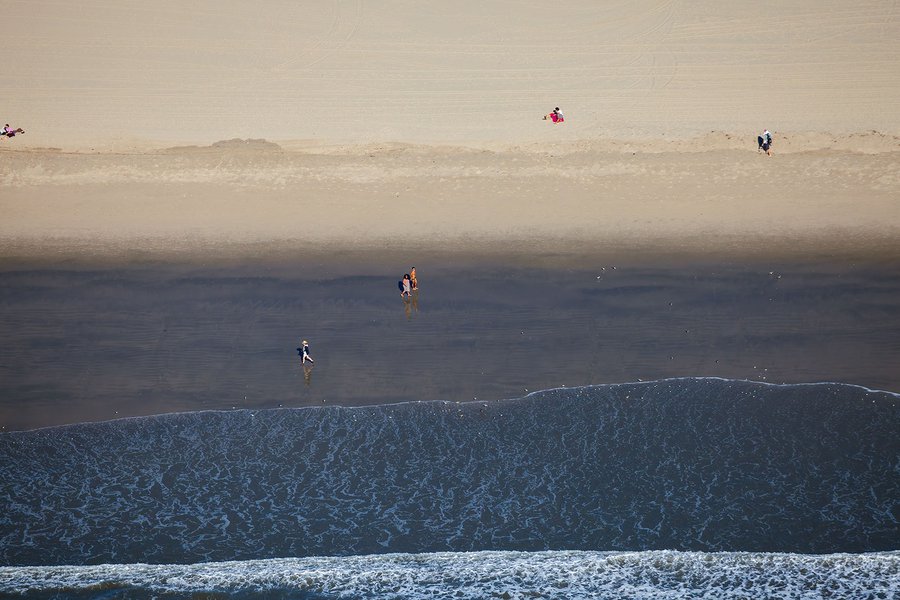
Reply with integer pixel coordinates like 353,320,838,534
2,257,898,432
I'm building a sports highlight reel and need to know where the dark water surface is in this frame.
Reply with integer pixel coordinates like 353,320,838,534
1,259,899,430
2,380,898,565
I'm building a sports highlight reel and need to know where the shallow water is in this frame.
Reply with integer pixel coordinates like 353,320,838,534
2,379,897,566
1,260,899,431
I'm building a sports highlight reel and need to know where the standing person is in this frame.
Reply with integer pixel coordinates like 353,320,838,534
410,267,418,291
298,340,314,364
761,129,772,156
762,129,773,156
400,274,412,298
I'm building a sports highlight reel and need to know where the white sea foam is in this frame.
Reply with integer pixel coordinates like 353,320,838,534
0,550,897,599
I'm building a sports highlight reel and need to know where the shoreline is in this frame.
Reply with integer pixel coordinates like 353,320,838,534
2,133,899,432
12,376,900,435
3,259,899,431
2,230,899,271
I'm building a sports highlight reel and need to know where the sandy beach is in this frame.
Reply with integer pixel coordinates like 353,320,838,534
1,1,900,432
2,1,899,263
2,134,899,265
3,1,900,148
2,5,900,597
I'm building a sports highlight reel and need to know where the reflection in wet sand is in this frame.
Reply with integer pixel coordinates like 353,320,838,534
403,291,420,320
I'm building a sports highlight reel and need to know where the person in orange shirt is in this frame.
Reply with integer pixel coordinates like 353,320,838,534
410,267,418,291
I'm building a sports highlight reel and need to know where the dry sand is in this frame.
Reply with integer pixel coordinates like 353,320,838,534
1,1,900,260
3,1,900,147
2,135,899,263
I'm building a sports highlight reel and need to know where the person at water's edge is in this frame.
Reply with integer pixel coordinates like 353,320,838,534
299,340,314,364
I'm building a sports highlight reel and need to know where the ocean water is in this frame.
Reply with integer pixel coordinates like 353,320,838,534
1,378,898,598
1,550,897,599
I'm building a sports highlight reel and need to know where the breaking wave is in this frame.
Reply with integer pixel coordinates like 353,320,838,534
1,550,898,599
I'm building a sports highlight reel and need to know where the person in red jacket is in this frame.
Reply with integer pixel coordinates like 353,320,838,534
543,107,564,123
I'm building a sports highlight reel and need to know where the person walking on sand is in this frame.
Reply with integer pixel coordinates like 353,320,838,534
400,274,412,298
410,267,418,291
298,340,314,364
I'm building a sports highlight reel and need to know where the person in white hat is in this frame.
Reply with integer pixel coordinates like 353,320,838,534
299,340,314,364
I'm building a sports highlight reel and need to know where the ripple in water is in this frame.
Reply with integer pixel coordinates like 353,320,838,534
0,378,897,566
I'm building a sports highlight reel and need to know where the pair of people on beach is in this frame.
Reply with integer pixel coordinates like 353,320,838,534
758,129,773,155
3,124,24,138
544,107,564,123
399,267,418,298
